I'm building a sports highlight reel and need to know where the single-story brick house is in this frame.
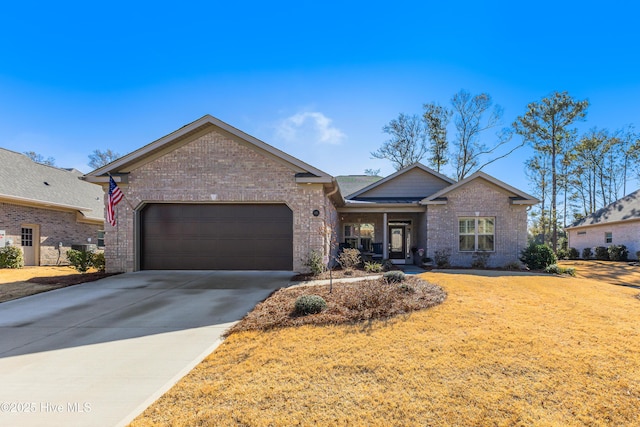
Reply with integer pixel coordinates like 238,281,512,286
566,189,640,258
84,115,538,272
0,148,105,265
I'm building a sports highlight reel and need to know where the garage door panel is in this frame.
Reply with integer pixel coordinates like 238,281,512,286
141,204,293,270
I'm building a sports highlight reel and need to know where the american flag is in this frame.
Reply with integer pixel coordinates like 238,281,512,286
107,176,124,226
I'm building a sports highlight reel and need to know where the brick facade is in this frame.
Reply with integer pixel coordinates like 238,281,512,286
568,221,640,259
0,202,102,266
426,179,529,268
104,129,333,272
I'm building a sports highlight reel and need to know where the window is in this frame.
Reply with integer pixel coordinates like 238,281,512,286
21,228,33,247
344,223,375,251
605,232,612,244
97,230,105,247
459,217,494,252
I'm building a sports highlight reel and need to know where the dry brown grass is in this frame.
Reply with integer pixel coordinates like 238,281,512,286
0,266,114,302
559,259,640,288
130,271,640,427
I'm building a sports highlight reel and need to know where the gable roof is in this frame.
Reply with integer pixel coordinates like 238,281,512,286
0,148,104,222
347,163,456,201
335,175,383,197
84,115,333,185
568,189,640,228
420,171,539,205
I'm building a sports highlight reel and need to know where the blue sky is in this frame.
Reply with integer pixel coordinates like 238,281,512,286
1,1,639,194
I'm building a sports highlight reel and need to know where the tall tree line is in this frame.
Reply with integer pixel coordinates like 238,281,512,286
514,91,640,251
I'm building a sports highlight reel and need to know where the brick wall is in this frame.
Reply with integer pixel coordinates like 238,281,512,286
104,129,332,272
568,221,640,259
426,179,529,268
0,202,102,265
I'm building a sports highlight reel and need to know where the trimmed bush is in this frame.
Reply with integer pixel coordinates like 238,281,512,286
66,249,94,273
567,247,580,260
556,248,568,260
519,243,557,270
381,259,394,271
364,261,384,273
434,249,451,268
608,245,628,261
594,246,609,261
338,248,361,270
304,250,325,276
0,246,24,269
93,252,106,272
383,270,406,283
471,251,490,269
582,247,593,260
294,295,327,315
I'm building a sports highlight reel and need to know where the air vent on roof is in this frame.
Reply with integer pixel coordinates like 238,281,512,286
44,182,50,186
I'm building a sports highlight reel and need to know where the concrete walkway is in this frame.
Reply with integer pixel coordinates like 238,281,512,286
0,271,291,427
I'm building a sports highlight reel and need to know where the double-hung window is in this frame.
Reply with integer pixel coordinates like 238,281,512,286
344,223,375,252
459,217,495,252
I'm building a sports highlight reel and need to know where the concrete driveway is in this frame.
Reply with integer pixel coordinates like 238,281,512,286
0,270,292,427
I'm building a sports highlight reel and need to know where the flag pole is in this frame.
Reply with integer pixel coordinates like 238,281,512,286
108,173,135,211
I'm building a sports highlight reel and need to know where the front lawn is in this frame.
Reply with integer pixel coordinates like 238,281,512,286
130,271,640,426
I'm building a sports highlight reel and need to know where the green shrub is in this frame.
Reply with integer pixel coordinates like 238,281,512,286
303,250,325,276
338,248,361,270
294,295,327,315
519,243,557,270
66,249,95,273
582,247,593,260
364,261,383,273
544,264,576,276
471,251,490,269
567,247,580,260
434,249,451,268
93,252,106,272
383,270,406,283
594,246,609,260
608,245,628,261
556,248,568,260
381,259,394,271
0,246,24,269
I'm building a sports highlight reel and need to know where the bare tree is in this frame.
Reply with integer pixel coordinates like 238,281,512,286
88,149,121,169
24,151,55,166
364,168,381,176
371,113,428,170
451,90,520,180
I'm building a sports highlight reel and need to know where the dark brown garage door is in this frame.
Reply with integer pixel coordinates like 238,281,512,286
140,203,293,270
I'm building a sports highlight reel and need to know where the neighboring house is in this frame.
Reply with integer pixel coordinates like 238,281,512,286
0,148,105,266
84,115,538,273
567,189,640,258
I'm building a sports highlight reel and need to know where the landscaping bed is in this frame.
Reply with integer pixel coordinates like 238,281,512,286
226,275,447,335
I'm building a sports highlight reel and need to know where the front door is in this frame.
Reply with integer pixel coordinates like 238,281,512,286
21,226,39,266
388,225,405,260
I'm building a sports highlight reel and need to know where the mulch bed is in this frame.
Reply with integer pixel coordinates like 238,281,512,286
225,276,447,336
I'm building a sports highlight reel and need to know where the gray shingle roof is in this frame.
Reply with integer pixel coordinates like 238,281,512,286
0,148,104,221
568,189,640,228
335,175,382,198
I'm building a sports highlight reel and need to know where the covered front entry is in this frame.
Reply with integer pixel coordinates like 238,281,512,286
140,203,293,270
388,224,406,260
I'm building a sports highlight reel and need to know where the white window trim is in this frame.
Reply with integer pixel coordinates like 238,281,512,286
458,217,495,252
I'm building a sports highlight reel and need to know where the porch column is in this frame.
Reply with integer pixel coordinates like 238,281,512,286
383,212,388,259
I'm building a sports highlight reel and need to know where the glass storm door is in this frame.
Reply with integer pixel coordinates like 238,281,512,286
389,226,405,259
